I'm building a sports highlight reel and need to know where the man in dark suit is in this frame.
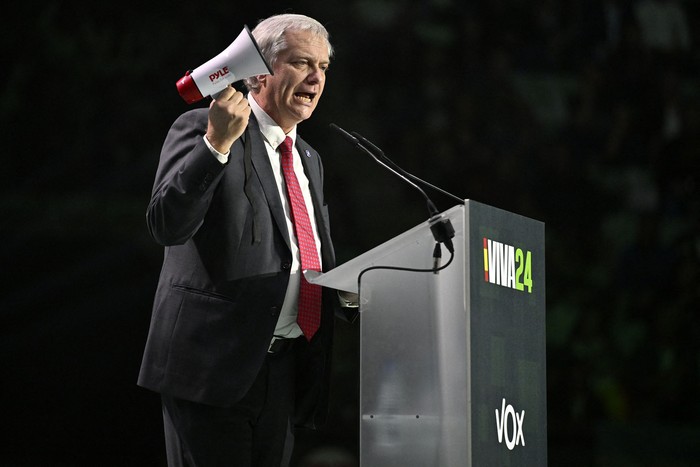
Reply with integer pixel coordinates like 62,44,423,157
138,14,351,467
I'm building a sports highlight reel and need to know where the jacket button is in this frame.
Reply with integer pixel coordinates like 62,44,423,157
270,306,279,316
281,262,291,270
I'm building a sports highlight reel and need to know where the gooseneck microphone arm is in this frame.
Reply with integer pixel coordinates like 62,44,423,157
329,123,455,255
329,123,441,217
350,131,466,207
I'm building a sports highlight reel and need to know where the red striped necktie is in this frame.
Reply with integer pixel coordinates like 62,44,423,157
279,136,322,341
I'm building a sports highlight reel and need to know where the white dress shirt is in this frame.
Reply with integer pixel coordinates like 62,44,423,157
203,94,323,339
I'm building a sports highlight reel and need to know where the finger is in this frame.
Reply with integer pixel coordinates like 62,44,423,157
221,94,247,113
228,89,248,106
214,85,235,101
232,94,249,110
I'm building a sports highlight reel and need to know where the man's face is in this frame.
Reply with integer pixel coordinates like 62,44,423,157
255,30,330,133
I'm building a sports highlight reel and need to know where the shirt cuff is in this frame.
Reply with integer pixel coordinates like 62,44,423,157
203,135,230,164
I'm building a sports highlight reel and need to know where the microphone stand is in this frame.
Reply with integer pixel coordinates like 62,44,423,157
350,131,466,207
330,123,456,270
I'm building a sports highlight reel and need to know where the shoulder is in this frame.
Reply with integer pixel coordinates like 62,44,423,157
172,107,209,129
163,107,210,143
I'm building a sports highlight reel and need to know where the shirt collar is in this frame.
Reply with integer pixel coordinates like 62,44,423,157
249,93,297,150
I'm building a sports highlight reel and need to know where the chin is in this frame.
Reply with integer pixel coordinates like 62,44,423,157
293,111,314,123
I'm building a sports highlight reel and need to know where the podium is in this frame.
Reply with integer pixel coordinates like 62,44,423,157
307,200,547,466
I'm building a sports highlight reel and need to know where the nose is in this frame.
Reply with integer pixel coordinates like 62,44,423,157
306,66,325,84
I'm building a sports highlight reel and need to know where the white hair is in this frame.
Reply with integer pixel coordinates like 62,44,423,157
244,14,334,92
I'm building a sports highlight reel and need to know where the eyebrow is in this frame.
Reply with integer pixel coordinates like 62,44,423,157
290,51,330,63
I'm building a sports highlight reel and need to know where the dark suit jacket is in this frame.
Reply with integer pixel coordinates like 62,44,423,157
138,108,337,429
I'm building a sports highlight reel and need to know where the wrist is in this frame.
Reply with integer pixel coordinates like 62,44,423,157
203,135,230,164
204,133,232,155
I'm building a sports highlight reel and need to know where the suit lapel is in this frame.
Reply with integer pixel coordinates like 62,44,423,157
245,117,291,250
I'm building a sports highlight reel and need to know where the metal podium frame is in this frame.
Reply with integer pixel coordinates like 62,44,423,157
307,200,547,466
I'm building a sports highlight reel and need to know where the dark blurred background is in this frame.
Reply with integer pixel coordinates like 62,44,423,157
2,0,699,465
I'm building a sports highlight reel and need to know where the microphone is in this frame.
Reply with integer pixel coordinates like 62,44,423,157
330,124,439,216
330,123,455,255
350,131,465,206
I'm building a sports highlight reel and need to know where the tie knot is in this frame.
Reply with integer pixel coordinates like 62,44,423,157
279,136,293,155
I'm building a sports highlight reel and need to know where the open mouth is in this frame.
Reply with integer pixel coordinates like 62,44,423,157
294,92,316,104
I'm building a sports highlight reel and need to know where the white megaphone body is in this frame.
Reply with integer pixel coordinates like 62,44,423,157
176,26,273,104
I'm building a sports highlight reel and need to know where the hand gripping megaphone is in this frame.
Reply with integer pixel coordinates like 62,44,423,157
176,26,273,104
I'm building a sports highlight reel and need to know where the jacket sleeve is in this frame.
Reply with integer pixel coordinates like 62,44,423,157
146,109,227,246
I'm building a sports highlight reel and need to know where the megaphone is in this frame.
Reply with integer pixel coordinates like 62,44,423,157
176,26,273,104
